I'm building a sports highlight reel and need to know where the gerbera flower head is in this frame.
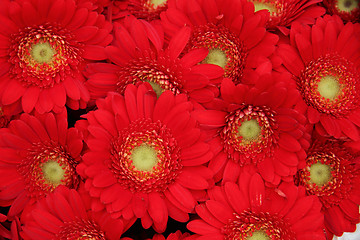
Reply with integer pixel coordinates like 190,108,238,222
323,0,360,23
0,111,84,219
77,83,214,233
277,15,360,141
116,0,172,21
248,0,325,34
160,0,279,85
192,74,310,185
187,173,325,239
85,16,222,105
296,139,360,237
21,185,134,240
0,0,113,113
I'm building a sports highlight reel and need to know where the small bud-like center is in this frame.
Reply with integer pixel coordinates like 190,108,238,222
237,119,261,142
309,162,332,186
251,1,277,14
337,0,359,12
317,75,341,100
150,0,167,7
147,81,164,98
202,48,228,69
131,144,158,171
247,231,270,240
30,42,55,64
42,160,65,185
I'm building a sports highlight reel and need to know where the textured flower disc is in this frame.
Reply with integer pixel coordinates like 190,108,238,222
323,0,360,22
298,54,360,117
18,141,79,199
188,23,248,83
297,142,356,208
222,211,295,240
221,104,278,164
110,118,182,193
249,0,282,16
123,0,169,21
9,24,82,89
57,219,106,240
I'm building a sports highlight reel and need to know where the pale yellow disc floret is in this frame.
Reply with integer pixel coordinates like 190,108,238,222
147,81,164,98
202,48,228,69
317,75,341,100
30,42,55,64
337,0,359,12
131,144,158,171
150,0,167,7
237,119,262,142
247,231,270,240
42,160,65,185
309,162,332,186
251,1,277,14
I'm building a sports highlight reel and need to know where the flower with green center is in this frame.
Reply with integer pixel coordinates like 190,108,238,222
296,140,360,236
79,84,214,232
247,230,270,240
0,112,83,218
337,0,359,12
317,75,342,100
323,0,359,23
118,0,169,21
201,48,228,69
237,119,262,143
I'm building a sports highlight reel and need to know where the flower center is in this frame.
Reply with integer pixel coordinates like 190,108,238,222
148,0,167,8
337,0,359,12
41,160,65,185
57,219,105,240
18,142,79,198
247,230,270,240
117,58,183,96
221,105,277,164
297,141,357,208
222,211,296,240
317,75,341,100
308,162,332,186
131,144,159,171
201,48,228,69
188,23,248,83
110,119,182,193
237,119,262,143
30,42,55,64
250,1,278,15
10,24,82,88
298,54,360,117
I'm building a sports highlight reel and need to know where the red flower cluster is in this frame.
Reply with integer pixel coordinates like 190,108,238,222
0,0,359,239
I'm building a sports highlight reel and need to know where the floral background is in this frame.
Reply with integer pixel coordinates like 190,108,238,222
0,0,359,239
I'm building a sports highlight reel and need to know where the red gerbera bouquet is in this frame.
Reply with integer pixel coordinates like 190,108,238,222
0,0,359,239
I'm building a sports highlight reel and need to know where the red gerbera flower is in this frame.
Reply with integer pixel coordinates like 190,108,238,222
277,15,360,141
0,111,83,219
77,83,214,233
21,185,135,240
192,74,310,185
116,0,171,21
85,16,222,105
187,172,325,239
248,0,325,34
0,0,113,113
160,0,278,85
323,0,360,23
296,139,360,237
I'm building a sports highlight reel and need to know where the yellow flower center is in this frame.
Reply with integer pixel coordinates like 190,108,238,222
147,81,164,98
237,119,262,143
337,0,359,12
202,48,228,69
308,162,332,186
247,231,270,240
251,1,277,14
30,42,55,64
131,144,159,171
149,0,167,8
317,75,341,100
41,160,65,185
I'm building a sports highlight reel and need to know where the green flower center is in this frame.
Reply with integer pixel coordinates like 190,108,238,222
251,1,277,14
41,160,65,185
131,144,159,171
317,75,341,100
247,231,270,240
147,81,164,98
150,0,167,7
309,162,332,186
30,42,55,64
237,119,262,142
337,0,359,12
202,48,228,69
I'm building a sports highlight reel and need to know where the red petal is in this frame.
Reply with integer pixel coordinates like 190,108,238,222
249,173,265,210
195,204,223,228
148,192,168,225
278,133,302,152
168,182,196,211
74,26,99,42
167,26,190,60
82,45,107,60
224,182,248,213
257,158,275,183
187,220,221,235
2,80,25,105
205,200,233,224
191,110,226,127
92,171,116,187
